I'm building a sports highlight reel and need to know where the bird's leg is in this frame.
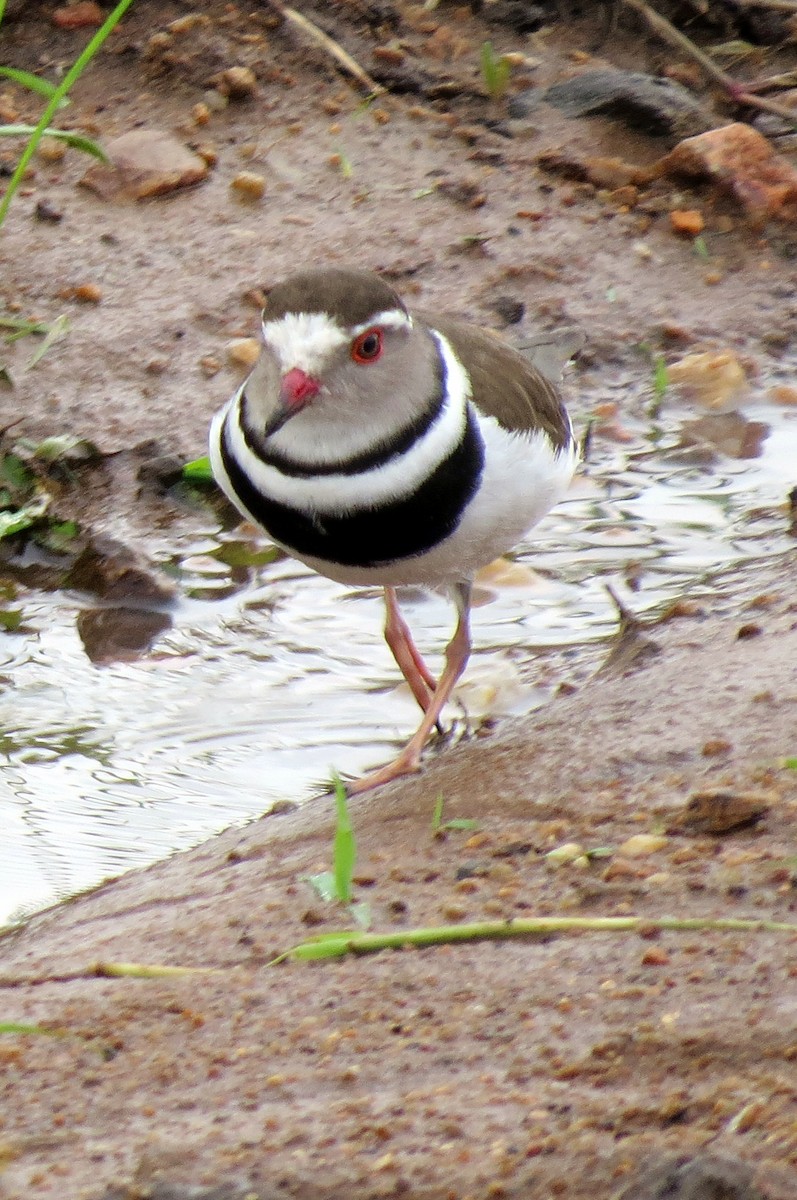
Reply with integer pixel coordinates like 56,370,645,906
383,586,437,713
348,582,472,796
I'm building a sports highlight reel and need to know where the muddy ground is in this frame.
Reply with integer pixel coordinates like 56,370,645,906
1,2,797,1198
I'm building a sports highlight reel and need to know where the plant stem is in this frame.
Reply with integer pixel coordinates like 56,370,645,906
0,0,137,229
285,914,797,960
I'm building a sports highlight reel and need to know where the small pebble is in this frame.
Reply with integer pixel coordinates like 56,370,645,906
203,90,228,114
192,102,211,126
169,13,208,34
769,384,797,406
52,1,103,28
441,902,468,921
618,834,668,858
230,171,266,201
702,738,732,757
73,282,102,304
670,208,705,236
34,198,63,223
37,137,67,163
222,66,258,99
546,842,586,867
226,338,260,368
492,295,525,325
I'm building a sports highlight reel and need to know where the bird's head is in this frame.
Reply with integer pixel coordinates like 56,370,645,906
240,268,439,462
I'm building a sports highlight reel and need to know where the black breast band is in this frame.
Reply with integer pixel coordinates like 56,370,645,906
220,408,485,569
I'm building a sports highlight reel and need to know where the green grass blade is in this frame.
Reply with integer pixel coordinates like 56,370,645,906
332,774,356,904
0,316,51,335
304,870,337,903
0,125,106,160
0,505,41,540
183,455,214,482
0,1022,61,1036
0,68,70,105
282,914,797,962
0,0,136,229
27,314,70,368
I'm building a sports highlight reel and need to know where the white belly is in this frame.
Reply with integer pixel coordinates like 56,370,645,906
287,419,578,588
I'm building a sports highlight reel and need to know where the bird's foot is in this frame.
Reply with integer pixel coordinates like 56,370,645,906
344,748,424,796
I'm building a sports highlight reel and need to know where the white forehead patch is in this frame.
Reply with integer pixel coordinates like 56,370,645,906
262,312,348,376
262,308,412,376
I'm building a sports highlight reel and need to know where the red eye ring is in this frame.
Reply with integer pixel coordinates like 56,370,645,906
351,327,384,364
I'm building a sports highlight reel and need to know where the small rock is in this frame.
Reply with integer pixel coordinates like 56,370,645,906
769,384,797,406
614,1152,764,1200
230,171,266,201
546,842,588,868
81,129,209,202
491,294,525,325
199,355,222,377
52,1,103,28
670,208,704,236
192,102,211,126
702,738,732,757
658,121,797,224
667,349,749,411
73,282,102,304
64,535,176,605
618,834,668,858
484,1,545,33
437,176,486,207
543,70,714,138
507,90,539,120
77,607,172,665
678,412,769,460
220,66,258,100
641,946,670,966
674,788,772,835
34,198,63,223
168,13,209,35
36,136,67,163
226,338,260,369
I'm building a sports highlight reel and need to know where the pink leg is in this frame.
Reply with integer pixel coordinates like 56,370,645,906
348,582,472,796
383,586,437,713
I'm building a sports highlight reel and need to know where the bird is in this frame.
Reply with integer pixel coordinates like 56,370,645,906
209,267,578,796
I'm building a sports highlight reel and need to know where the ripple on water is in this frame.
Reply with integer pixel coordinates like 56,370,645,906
0,397,794,922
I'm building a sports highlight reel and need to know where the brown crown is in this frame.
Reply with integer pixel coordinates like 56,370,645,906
263,268,407,327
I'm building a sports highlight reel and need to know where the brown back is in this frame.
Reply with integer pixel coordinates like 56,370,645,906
428,315,572,452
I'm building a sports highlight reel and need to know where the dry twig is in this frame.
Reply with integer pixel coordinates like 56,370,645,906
268,0,386,97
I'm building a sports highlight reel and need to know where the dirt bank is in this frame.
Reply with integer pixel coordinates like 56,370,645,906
1,550,796,1200
1,3,796,1198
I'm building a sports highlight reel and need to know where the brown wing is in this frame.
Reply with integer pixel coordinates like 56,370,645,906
425,314,573,452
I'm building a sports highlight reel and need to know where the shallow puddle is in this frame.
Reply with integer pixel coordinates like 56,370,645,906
1,393,794,924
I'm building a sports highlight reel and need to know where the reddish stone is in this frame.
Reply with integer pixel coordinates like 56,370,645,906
52,2,104,29
660,122,797,224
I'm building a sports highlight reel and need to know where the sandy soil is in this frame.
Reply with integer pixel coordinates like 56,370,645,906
1,3,796,1198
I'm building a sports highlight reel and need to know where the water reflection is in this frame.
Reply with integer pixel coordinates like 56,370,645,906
0,396,794,924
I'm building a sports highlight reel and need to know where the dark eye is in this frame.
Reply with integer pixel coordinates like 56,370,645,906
351,327,383,364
